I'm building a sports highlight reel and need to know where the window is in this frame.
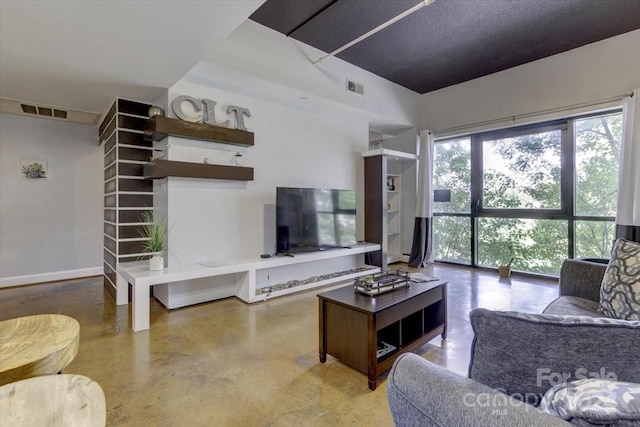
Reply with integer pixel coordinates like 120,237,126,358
432,111,622,276
433,138,471,214
482,128,562,210
573,113,621,258
433,216,471,263
477,218,567,275
433,138,471,262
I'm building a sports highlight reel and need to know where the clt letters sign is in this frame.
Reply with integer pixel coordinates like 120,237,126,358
171,95,251,131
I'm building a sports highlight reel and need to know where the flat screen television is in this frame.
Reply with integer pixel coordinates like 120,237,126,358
276,187,357,254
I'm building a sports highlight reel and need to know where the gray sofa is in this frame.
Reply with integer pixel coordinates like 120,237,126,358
387,259,640,427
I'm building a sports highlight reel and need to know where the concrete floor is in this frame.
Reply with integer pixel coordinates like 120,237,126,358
0,263,558,426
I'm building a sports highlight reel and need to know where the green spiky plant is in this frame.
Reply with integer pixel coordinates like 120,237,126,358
502,244,515,268
139,211,167,254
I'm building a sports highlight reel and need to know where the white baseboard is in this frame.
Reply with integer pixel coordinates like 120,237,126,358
0,267,103,288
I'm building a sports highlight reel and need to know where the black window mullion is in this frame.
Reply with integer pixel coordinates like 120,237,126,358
470,134,482,266
564,119,575,258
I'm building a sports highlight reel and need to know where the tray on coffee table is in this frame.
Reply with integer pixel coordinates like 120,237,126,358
353,270,410,296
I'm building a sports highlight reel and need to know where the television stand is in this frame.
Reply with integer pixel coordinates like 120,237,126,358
117,243,381,331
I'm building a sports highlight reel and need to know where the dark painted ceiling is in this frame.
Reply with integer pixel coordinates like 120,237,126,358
250,0,640,94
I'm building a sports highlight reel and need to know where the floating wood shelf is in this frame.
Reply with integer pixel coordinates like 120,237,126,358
143,160,254,181
144,116,254,147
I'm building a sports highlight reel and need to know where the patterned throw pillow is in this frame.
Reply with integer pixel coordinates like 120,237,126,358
600,239,640,320
539,379,640,426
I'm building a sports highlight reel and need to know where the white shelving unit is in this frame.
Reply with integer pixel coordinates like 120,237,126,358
362,149,418,269
386,171,401,263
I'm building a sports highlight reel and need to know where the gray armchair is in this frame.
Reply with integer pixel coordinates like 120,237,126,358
387,259,640,427
543,258,607,316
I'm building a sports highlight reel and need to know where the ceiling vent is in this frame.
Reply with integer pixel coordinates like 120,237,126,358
346,78,364,96
1,97,100,125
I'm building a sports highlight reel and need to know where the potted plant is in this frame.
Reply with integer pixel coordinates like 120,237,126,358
139,211,167,271
498,244,514,278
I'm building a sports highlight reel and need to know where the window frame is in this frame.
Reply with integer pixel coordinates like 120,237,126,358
474,120,570,218
432,109,621,274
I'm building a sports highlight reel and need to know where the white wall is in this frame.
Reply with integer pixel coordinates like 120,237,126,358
420,29,640,132
383,128,417,154
161,77,369,264
0,113,102,286
203,20,421,134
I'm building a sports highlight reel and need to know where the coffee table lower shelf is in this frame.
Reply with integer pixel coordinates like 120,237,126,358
318,280,447,390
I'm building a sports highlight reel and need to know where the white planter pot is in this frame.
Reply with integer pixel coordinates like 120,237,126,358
149,255,164,271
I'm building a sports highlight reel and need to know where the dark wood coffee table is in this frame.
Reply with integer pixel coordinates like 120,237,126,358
318,279,447,390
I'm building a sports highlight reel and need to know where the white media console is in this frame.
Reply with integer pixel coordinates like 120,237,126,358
117,243,381,332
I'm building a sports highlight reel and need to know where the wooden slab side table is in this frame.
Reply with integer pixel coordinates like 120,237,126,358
0,374,106,426
0,314,80,386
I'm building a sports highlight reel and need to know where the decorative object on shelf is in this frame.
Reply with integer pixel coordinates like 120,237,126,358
149,256,163,271
19,160,47,179
201,99,229,127
171,95,203,123
138,210,168,271
354,270,411,296
232,152,242,166
170,95,251,130
369,140,382,150
226,105,251,131
387,177,396,191
147,106,165,118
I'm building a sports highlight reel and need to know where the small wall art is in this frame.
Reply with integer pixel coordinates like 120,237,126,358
20,160,48,179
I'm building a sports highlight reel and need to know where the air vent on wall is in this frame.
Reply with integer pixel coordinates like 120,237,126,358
1,97,99,125
20,104,37,115
346,78,364,96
